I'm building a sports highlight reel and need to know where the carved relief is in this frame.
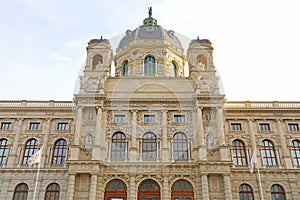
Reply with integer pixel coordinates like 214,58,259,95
167,127,193,137
86,79,100,92
84,134,93,150
200,79,213,92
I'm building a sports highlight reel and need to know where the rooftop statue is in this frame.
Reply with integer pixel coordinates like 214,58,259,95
148,6,152,17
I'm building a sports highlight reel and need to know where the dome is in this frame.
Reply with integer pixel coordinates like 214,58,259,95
88,37,110,45
118,16,182,50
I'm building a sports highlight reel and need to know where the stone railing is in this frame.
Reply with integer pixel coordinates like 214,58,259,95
0,100,74,108
224,101,300,109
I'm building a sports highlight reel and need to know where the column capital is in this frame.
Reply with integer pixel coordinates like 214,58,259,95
247,118,254,122
96,106,103,110
276,118,283,123
161,109,168,113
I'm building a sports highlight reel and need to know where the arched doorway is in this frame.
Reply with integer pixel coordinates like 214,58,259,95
104,179,127,200
138,179,160,200
171,179,194,200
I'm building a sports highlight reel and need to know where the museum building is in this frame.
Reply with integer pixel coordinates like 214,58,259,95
0,9,300,200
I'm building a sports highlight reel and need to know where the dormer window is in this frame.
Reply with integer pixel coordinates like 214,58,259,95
144,56,156,76
122,60,129,77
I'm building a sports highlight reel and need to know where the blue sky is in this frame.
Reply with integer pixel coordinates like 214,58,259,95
0,0,299,101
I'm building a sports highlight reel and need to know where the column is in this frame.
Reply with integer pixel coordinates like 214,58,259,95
7,119,23,167
70,107,82,160
41,119,51,167
276,119,293,168
130,110,138,161
201,174,209,200
89,174,97,200
217,107,229,161
216,107,225,146
75,107,83,145
162,176,169,200
67,174,76,200
93,107,102,160
129,175,136,199
161,110,169,162
224,175,232,200
196,107,207,160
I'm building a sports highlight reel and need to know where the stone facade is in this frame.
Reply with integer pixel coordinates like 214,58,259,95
0,12,300,200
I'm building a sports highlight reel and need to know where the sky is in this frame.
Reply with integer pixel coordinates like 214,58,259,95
0,0,299,101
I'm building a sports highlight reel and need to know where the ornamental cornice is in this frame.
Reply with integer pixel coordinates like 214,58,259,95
224,108,300,113
0,107,74,113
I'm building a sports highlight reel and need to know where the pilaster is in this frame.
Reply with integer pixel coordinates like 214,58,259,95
129,175,136,199
41,119,52,167
201,174,209,200
224,174,232,200
162,176,169,200
67,173,76,200
276,119,293,168
89,174,98,200
7,119,23,167
93,107,102,160
130,110,138,161
161,109,169,162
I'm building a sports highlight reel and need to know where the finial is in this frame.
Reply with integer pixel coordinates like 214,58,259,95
148,6,152,17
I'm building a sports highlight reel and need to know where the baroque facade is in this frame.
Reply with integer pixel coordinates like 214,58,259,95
0,10,300,200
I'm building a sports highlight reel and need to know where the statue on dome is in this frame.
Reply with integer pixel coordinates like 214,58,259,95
148,6,152,17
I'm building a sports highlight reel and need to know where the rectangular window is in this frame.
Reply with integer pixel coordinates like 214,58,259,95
29,122,40,130
114,115,126,123
289,123,299,131
231,123,242,131
174,115,185,123
1,122,12,130
144,115,155,123
57,122,69,130
259,123,270,131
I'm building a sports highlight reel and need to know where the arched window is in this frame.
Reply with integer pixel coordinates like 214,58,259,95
13,183,28,200
138,179,160,200
122,60,129,77
291,140,300,167
45,183,60,200
111,132,126,160
142,132,157,161
261,140,277,166
232,140,248,166
271,184,286,200
92,54,103,70
173,132,188,161
0,139,9,165
171,179,194,200
104,179,127,200
239,184,254,200
22,139,38,165
170,61,177,77
144,56,156,76
52,139,67,165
